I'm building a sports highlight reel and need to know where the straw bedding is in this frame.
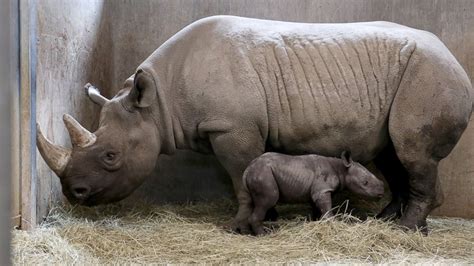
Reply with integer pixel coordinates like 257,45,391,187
12,200,474,264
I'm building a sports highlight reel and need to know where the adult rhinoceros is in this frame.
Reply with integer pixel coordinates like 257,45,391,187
37,16,473,233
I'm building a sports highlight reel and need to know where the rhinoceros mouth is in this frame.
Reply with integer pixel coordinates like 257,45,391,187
80,188,106,206
64,187,104,206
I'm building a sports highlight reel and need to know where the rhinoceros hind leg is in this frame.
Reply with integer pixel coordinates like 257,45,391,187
388,98,469,233
388,113,466,233
389,108,468,233
395,160,438,234
386,44,472,233
374,143,409,220
246,166,279,236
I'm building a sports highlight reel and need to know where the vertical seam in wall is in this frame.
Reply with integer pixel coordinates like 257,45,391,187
11,0,21,229
19,0,37,230
30,0,37,226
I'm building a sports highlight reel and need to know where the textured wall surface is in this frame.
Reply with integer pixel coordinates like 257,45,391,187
1,0,13,260
35,0,109,221
36,0,474,221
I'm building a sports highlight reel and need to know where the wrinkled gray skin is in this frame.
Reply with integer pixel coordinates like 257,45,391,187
244,151,385,235
37,16,473,234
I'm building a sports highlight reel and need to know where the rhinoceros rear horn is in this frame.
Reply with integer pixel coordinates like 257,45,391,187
85,83,109,107
63,114,97,148
36,123,71,177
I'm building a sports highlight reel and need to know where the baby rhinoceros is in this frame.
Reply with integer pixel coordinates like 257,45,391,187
243,151,385,235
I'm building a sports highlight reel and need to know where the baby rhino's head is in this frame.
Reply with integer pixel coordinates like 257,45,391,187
340,151,384,199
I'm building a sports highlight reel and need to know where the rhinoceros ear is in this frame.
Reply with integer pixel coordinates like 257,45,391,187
341,151,353,168
128,69,157,108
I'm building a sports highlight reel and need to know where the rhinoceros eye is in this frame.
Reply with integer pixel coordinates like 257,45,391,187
106,152,115,160
104,152,117,164
101,151,121,170
363,180,369,186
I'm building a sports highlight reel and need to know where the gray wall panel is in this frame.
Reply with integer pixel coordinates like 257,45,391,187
35,0,109,221
0,0,14,261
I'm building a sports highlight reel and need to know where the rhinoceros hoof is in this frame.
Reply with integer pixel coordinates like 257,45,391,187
398,218,429,236
251,225,267,236
223,220,252,235
376,205,402,221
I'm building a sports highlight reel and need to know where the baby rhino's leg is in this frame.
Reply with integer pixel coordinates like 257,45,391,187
247,164,279,236
311,191,334,218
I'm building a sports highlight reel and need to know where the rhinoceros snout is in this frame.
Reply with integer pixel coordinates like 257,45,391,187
70,185,91,200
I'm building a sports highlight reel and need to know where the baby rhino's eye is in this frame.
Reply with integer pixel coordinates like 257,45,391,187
363,180,369,186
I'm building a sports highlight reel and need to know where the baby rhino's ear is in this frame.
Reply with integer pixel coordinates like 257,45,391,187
341,151,353,168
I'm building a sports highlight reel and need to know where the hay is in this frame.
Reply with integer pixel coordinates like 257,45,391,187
12,200,474,264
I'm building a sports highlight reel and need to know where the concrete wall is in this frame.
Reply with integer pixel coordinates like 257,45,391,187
35,0,109,222
1,0,13,262
35,0,474,222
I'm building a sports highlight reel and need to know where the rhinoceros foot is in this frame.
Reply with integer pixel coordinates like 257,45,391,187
223,219,252,235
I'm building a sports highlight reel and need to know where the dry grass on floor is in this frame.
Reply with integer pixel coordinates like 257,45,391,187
12,200,474,264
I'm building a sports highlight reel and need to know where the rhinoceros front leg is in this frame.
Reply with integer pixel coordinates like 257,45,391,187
209,129,265,234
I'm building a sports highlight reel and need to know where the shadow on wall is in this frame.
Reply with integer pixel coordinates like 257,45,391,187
137,151,232,203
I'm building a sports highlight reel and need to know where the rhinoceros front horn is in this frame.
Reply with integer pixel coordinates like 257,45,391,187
36,123,71,177
63,114,96,148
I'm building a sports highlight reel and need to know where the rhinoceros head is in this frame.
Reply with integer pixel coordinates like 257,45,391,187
37,70,160,206
340,151,385,199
